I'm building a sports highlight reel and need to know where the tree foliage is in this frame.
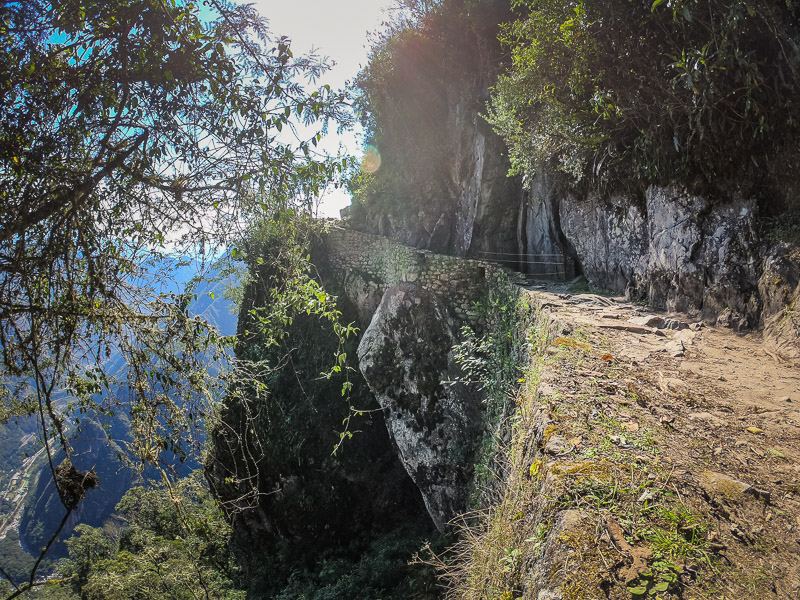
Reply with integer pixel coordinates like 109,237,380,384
31,473,245,600
489,0,800,194
0,0,350,590
198,219,442,600
349,0,513,218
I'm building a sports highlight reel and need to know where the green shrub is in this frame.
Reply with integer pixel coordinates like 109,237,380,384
489,0,800,195
453,281,540,509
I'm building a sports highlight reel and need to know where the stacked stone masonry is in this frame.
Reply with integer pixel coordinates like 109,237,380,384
321,227,515,325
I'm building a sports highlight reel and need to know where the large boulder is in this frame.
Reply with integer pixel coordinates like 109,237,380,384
357,283,483,531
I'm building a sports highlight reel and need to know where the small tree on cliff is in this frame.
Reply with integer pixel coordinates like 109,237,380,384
0,0,349,592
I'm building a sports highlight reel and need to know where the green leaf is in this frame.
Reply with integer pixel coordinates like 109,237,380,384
651,0,665,11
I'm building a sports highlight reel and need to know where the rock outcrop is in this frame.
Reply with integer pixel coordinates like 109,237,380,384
760,244,800,362
21,420,135,557
557,185,761,328
552,189,649,293
447,98,523,258
357,283,483,531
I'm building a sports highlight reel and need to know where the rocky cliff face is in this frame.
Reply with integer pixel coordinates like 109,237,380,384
447,96,523,259
355,113,524,261
522,178,797,354
357,283,483,531
555,185,762,329
355,110,798,352
350,35,526,263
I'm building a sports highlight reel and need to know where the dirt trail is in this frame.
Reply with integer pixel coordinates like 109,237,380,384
520,285,800,599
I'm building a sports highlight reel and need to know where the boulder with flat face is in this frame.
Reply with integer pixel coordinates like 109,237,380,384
760,244,800,362
357,283,483,531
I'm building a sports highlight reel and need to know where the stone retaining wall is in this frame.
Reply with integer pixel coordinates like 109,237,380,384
320,227,516,324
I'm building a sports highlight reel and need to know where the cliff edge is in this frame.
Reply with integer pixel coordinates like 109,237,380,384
439,283,800,599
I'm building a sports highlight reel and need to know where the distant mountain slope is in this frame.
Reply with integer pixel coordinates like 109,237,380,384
2,260,238,566
20,419,134,558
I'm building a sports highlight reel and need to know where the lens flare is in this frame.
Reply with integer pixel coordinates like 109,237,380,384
362,144,381,173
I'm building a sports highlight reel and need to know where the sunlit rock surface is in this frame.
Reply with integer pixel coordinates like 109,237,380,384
357,283,482,531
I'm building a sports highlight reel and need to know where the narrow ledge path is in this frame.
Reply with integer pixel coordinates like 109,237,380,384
503,283,800,599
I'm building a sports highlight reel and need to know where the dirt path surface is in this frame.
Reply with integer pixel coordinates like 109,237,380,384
517,285,800,599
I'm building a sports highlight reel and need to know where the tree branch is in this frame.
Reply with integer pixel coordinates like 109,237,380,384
0,130,149,244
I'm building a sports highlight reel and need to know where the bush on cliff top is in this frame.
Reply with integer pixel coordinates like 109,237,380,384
349,0,513,220
489,0,800,195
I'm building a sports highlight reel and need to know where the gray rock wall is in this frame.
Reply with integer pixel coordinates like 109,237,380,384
347,83,525,261
319,228,517,530
447,97,523,259
536,173,797,351
557,190,649,293
526,180,763,329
